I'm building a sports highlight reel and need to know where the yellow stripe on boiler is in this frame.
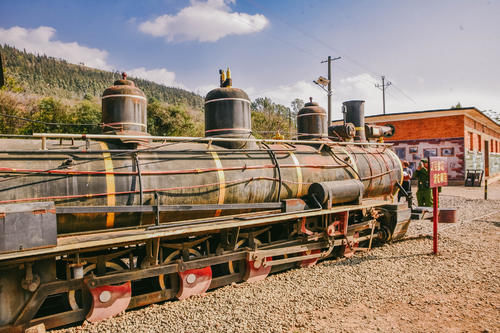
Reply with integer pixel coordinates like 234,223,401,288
211,151,225,217
289,152,303,196
99,141,116,228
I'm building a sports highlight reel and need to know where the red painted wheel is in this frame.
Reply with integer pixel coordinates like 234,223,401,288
299,249,321,268
158,249,212,300
86,281,132,322
68,260,127,311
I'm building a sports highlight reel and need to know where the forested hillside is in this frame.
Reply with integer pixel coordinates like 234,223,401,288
0,44,203,109
0,45,300,139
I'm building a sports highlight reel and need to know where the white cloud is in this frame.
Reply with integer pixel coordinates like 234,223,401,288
138,0,269,42
335,73,382,117
0,25,190,89
126,67,185,89
0,26,111,70
254,80,325,108
246,73,386,120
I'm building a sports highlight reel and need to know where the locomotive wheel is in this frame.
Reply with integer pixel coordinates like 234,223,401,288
378,224,393,243
224,238,268,274
68,260,127,311
158,248,202,291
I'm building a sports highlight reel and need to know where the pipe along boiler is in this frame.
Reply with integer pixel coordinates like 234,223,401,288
0,69,411,332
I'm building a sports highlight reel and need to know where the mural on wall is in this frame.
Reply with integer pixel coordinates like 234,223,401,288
391,138,464,179
423,148,437,158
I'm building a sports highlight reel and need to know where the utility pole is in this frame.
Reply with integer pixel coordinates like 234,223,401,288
320,56,341,125
375,76,391,115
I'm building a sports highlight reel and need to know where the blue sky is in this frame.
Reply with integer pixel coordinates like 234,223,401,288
0,0,498,119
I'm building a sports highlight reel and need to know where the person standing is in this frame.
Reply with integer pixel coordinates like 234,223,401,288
415,159,433,206
398,161,413,202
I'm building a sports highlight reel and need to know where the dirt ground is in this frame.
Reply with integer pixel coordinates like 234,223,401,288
292,185,500,333
439,181,500,200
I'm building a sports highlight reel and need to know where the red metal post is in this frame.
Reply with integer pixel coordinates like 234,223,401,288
432,187,439,254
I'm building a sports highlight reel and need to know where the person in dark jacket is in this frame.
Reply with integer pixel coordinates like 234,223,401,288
398,160,413,202
415,159,433,206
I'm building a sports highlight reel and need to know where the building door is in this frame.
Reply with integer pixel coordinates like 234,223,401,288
485,140,490,177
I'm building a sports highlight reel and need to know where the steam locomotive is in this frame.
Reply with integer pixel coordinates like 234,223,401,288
0,69,410,332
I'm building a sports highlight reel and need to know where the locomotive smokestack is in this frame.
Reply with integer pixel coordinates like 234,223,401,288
343,100,366,142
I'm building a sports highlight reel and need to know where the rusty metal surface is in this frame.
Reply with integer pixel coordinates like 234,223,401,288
0,138,401,234
0,202,56,253
438,208,458,223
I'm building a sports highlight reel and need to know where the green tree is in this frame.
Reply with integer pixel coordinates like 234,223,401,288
0,91,22,133
1,75,24,93
26,97,72,134
251,97,292,139
290,98,304,118
0,44,204,110
147,99,196,137
73,100,101,133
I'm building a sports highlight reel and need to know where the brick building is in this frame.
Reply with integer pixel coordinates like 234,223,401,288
334,107,500,183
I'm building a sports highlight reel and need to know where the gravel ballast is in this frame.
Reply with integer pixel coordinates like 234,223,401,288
54,195,500,333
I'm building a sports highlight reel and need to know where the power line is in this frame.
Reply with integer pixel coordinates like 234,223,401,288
229,8,323,60
390,82,417,104
242,0,382,78
0,112,101,127
242,0,419,104
228,1,389,104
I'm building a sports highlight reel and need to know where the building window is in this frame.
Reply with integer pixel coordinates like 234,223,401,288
409,147,418,153
478,134,482,152
469,132,474,151
394,147,406,159
491,139,494,152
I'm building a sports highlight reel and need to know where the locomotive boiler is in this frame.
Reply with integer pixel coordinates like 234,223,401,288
0,70,411,332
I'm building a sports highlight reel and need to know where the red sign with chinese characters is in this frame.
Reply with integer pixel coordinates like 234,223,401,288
428,156,448,188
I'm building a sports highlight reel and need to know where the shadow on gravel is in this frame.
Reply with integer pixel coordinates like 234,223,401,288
336,253,430,266
394,235,433,242
322,251,431,268
473,220,500,227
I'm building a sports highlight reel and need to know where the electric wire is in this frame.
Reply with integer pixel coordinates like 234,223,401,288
0,111,102,127
242,0,418,104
